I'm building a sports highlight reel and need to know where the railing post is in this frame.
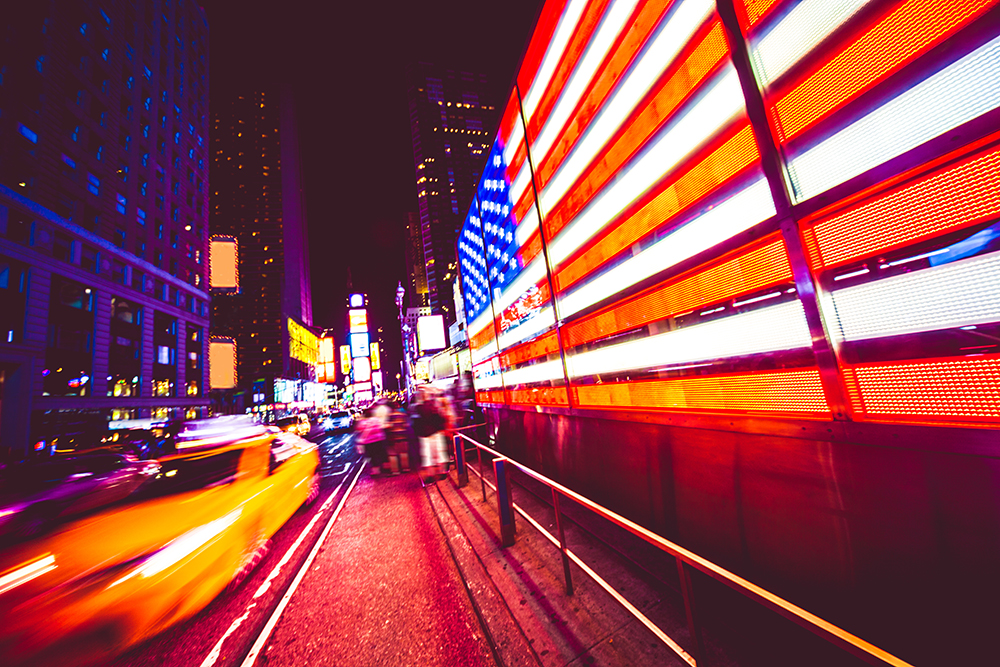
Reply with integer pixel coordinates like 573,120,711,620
479,446,487,503
493,457,516,547
677,557,706,666
454,435,468,487
552,488,573,595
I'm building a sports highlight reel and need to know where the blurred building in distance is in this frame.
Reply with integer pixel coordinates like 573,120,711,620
0,1,211,453
210,87,318,412
404,211,428,309
406,62,498,329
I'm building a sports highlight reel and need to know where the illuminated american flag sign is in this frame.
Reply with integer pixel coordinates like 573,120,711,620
458,0,1000,426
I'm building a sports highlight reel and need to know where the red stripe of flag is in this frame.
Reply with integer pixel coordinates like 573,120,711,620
769,0,997,143
535,0,673,191
526,0,614,140
543,17,730,244
517,0,572,96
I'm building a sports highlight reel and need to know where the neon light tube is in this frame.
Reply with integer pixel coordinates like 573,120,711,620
516,206,540,247
540,0,716,214
787,34,1000,202
522,0,590,121
830,250,1000,341
497,306,557,352
503,117,525,168
750,0,874,86
533,0,641,164
558,178,775,317
471,337,499,365
844,356,1000,421
509,164,532,210
548,67,745,267
567,299,812,378
502,359,565,387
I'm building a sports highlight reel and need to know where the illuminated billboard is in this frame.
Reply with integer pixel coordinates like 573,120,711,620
453,0,1000,427
350,293,365,308
353,356,372,383
319,336,335,363
349,309,368,333
370,342,380,371
317,362,336,383
350,332,370,358
372,370,383,394
209,236,238,291
340,345,352,374
288,319,318,365
209,338,236,389
417,315,446,353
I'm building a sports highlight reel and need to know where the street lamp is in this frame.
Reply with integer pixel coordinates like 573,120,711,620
396,282,413,399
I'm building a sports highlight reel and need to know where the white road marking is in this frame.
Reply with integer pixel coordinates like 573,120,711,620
239,460,366,667
198,458,362,667
199,603,257,667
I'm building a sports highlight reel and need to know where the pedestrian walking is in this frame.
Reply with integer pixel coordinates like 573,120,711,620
412,386,453,481
355,402,391,476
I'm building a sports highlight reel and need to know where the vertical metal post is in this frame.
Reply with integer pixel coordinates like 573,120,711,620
479,446,487,503
514,83,575,407
454,435,469,487
716,0,851,420
677,558,706,666
552,488,573,595
493,458,516,547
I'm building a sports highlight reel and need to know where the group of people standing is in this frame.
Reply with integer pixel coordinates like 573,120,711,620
354,385,456,482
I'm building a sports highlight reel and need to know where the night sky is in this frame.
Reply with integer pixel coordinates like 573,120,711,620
201,0,545,386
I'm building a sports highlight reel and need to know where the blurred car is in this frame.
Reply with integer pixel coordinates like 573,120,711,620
322,410,353,433
275,413,310,437
0,416,320,666
0,452,160,541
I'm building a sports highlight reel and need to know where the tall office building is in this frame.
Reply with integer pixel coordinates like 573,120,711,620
404,211,428,309
210,88,315,407
406,63,497,326
0,1,211,452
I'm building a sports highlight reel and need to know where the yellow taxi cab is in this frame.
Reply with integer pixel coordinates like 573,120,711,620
0,416,319,666
276,413,310,437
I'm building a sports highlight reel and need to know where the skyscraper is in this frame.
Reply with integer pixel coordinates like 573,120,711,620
210,87,315,407
404,211,428,309
406,63,498,327
0,1,211,452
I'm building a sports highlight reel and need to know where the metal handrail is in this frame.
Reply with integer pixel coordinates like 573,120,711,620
452,422,487,432
453,431,913,667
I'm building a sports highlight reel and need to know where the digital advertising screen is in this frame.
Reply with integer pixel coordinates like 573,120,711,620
417,315,447,353
350,332,370,358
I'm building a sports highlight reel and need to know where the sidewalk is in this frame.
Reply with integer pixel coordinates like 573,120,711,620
258,472,499,666
257,464,736,667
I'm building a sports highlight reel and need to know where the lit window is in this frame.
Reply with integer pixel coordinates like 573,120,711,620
18,124,37,144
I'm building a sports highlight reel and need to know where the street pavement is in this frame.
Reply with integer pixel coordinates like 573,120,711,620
253,472,498,667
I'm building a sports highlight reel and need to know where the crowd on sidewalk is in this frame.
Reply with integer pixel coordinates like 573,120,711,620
353,378,479,484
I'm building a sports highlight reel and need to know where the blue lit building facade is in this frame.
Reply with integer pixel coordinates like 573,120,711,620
0,1,211,454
